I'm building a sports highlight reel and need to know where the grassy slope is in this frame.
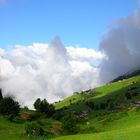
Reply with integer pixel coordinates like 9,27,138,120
52,128,140,140
0,116,28,140
52,75,140,140
54,94,86,109
0,110,55,140
51,108,140,140
55,75,140,109
0,75,140,140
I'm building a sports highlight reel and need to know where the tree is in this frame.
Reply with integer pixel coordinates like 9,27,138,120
39,99,50,113
34,98,55,117
0,89,3,101
34,98,41,111
47,104,55,116
0,96,20,121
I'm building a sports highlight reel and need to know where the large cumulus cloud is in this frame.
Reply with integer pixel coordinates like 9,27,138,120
1,9,140,108
99,10,140,83
0,37,103,108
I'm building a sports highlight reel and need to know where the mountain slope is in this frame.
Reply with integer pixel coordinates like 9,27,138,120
51,108,140,140
55,75,140,110
1,74,140,140
52,75,140,140
110,67,140,83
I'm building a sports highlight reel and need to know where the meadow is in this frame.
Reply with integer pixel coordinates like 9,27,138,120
1,75,140,140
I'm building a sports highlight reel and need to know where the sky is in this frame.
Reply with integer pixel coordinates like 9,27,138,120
1,0,140,108
0,0,139,49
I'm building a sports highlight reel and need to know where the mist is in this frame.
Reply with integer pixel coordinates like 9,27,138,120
99,10,140,83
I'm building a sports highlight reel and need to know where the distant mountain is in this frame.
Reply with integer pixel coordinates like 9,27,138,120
110,66,140,83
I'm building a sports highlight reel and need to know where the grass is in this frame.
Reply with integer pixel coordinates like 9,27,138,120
54,93,90,110
51,109,140,140
55,75,140,110
0,114,55,140
0,116,28,140
1,75,140,140
51,75,140,140
51,127,140,140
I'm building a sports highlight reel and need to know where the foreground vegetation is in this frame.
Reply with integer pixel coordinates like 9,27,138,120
0,75,140,139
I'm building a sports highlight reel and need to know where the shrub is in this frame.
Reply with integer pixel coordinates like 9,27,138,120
52,121,62,135
52,110,64,120
132,91,138,96
99,102,107,109
129,87,138,91
25,122,45,136
125,92,132,99
108,102,115,110
94,104,100,110
62,114,79,134
85,101,95,109
0,96,20,121
22,111,42,121
28,112,42,121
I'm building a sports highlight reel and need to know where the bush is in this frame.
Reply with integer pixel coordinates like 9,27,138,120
52,110,64,120
25,122,45,136
99,102,107,109
52,121,62,135
0,96,20,121
132,91,138,96
62,114,79,134
28,112,42,121
125,92,132,99
108,102,115,110
94,104,100,110
85,101,95,109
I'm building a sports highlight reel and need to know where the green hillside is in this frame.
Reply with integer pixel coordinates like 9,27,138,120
1,75,140,140
55,75,140,110
51,109,140,140
52,75,140,140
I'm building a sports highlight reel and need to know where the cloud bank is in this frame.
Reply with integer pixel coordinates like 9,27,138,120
1,9,140,108
0,37,103,108
99,10,140,83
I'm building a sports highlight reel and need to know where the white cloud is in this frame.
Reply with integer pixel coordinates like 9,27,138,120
0,48,6,56
67,46,105,61
1,9,140,109
2,8,140,109
0,57,14,77
0,37,103,108
69,61,97,75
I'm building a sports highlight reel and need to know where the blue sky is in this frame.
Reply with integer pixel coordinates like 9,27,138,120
0,0,139,49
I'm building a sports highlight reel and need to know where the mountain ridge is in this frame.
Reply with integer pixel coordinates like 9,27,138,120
110,66,140,83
